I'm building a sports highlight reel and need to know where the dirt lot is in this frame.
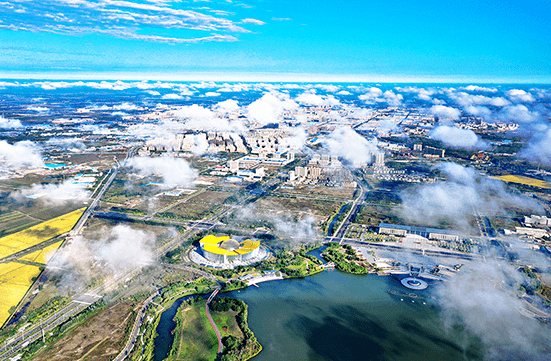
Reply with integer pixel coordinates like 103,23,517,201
355,205,406,226
275,185,356,201
256,196,342,222
33,301,136,361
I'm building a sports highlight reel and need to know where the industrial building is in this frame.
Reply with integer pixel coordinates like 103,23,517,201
199,235,261,264
378,223,459,241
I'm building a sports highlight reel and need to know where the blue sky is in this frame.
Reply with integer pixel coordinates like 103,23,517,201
1,0,550,82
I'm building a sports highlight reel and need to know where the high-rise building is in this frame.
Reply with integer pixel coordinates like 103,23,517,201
307,166,322,179
375,152,385,166
287,151,295,161
295,166,307,178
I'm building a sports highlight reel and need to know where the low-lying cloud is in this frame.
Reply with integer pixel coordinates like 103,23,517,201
0,140,44,169
325,127,378,166
247,92,298,125
126,156,197,186
0,115,23,129
12,179,91,205
430,105,461,120
430,125,488,149
398,162,543,231
437,255,551,360
50,225,156,291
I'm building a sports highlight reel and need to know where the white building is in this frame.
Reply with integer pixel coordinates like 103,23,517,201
524,215,551,227
228,160,240,173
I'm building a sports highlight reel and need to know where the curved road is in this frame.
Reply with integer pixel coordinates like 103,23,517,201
113,290,159,361
205,287,223,355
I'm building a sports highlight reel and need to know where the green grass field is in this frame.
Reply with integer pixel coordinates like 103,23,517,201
167,299,218,361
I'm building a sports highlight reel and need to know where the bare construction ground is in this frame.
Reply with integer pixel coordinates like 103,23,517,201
32,301,137,361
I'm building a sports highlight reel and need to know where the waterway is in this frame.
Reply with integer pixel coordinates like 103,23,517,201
153,295,196,361
327,205,348,236
154,268,483,361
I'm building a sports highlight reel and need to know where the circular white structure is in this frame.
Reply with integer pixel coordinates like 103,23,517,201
199,235,261,264
401,277,428,290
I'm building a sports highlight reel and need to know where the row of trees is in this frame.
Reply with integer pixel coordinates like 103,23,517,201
322,243,370,275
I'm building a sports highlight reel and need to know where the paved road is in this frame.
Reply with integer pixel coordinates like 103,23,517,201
112,290,160,361
205,287,222,355
328,174,368,242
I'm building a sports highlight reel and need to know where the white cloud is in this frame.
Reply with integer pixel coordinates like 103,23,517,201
336,90,352,96
240,18,266,25
430,125,488,149
45,137,86,150
295,91,340,106
394,86,437,101
358,87,383,102
315,84,340,92
170,104,246,132
127,156,197,187
27,106,50,114
449,92,509,107
0,1,250,44
359,87,402,106
520,126,551,166
171,104,214,120
382,90,403,106
501,104,539,123
437,258,551,360
464,105,492,118
0,115,23,129
52,225,156,281
13,179,91,204
461,85,498,92
203,92,221,97
506,89,535,102
162,93,184,100
114,102,140,111
247,92,298,125
0,140,43,169
214,99,240,113
430,105,461,120
325,127,378,166
398,163,543,231
281,127,308,150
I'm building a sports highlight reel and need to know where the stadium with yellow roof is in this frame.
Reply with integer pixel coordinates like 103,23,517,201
199,235,261,264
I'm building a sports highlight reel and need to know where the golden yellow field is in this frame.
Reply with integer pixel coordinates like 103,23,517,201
493,175,551,189
0,262,42,327
19,240,64,265
0,208,84,259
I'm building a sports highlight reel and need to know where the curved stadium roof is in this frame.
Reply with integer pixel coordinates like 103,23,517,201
199,235,260,256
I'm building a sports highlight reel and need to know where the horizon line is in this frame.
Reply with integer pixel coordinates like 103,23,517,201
1,72,550,84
